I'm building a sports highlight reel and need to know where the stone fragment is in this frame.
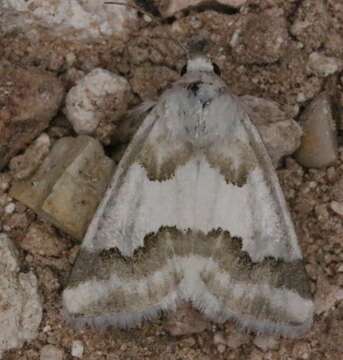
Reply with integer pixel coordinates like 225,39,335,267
213,332,226,345
71,340,84,358
40,345,64,360
0,64,64,170
291,0,329,50
253,335,279,352
230,10,289,64
295,93,338,168
331,178,343,202
9,133,51,180
159,0,247,17
0,173,11,192
307,52,343,77
3,213,30,232
330,201,343,218
164,303,209,336
130,64,178,100
10,136,114,240
217,344,226,354
292,342,312,360
21,223,65,257
0,233,42,358
1,1,137,39
338,93,343,131
314,274,343,315
241,96,302,167
65,68,131,144
39,267,60,293
226,331,250,349
4,202,15,214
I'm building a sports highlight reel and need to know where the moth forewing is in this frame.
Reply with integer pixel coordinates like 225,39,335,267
63,54,313,337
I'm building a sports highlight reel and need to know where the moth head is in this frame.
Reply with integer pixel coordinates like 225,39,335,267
181,37,221,76
181,56,221,76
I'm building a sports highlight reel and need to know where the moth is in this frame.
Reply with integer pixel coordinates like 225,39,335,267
63,53,313,337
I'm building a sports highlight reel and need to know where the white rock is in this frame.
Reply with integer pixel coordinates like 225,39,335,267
307,52,343,77
40,345,64,360
1,0,137,39
241,95,302,167
0,233,42,357
71,340,84,358
65,68,130,135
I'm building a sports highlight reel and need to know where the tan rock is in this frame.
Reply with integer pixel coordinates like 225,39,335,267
164,303,209,336
314,273,343,315
291,0,329,50
295,93,338,168
9,133,51,180
253,335,279,352
21,223,65,257
330,201,343,218
40,344,64,360
307,52,343,77
226,331,250,349
10,136,114,240
241,96,302,167
0,64,64,170
230,10,289,65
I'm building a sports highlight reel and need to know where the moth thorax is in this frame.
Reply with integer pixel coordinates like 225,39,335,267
184,111,210,145
187,56,214,73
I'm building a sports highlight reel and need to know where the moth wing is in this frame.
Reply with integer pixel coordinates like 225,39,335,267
191,96,313,337
63,86,313,336
62,94,185,328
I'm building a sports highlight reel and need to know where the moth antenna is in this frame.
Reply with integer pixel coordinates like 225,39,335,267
104,1,188,58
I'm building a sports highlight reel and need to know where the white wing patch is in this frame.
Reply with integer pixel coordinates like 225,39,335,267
89,158,299,262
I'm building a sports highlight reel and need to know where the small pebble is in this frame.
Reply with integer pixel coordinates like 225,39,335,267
213,332,226,345
226,331,250,349
40,344,64,360
327,167,337,182
71,340,84,358
330,201,343,218
307,52,343,77
4,203,15,214
65,68,130,140
217,344,226,354
295,93,338,168
292,342,311,359
0,174,11,191
253,335,279,351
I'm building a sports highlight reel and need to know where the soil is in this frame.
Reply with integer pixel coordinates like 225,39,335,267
1,0,343,359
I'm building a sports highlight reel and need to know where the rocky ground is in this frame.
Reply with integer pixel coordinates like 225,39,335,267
1,0,343,359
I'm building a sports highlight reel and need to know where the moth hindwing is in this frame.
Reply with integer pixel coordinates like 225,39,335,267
63,55,313,337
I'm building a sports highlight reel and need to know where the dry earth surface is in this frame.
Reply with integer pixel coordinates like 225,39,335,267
1,0,343,359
